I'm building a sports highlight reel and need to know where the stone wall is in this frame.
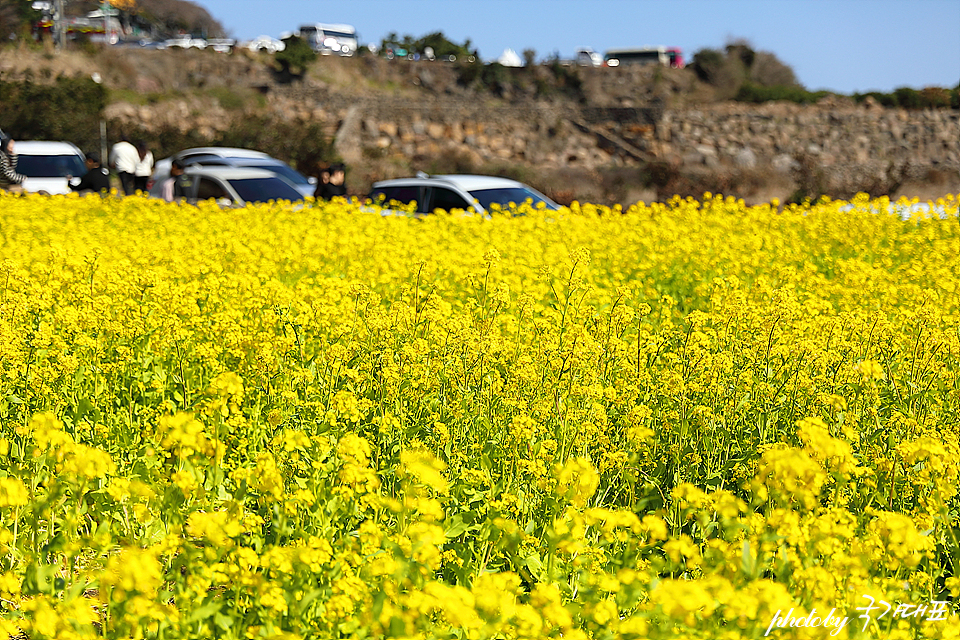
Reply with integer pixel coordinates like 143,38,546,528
259,88,960,183
105,82,960,196
651,102,959,182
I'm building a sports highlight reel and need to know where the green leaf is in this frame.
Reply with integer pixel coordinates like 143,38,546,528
524,553,545,582
445,514,470,538
213,611,234,630
187,600,223,623
741,539,755,577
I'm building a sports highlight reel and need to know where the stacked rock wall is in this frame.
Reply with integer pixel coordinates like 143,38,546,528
104,80,960,195
266,88,959,186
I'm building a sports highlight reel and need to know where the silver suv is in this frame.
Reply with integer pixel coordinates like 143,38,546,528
148,166,304,205
149,147,317,198
368,174,560,216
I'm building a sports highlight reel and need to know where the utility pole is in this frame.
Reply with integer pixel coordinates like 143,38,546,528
54,0,65,49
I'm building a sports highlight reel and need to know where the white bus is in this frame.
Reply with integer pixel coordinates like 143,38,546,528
298,23,358,56
603,47,685,68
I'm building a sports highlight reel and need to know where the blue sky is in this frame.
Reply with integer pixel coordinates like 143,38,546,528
195,0,960,94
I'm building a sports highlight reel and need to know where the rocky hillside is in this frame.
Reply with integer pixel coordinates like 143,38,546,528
1,44,958,204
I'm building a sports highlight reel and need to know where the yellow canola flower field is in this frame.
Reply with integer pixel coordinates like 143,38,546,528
0,190,958,639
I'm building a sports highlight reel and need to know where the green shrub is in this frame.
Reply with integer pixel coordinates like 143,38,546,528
0,75,107,150
725,41,755,68
458,62,514,96
893,87,921,109
548,60,583,99
748,51,799,87
693,42,802,100
853,91,898,107
690,47,745,99
691,48,725,84
735,83,830,104
275,35,316,76
919,87,951,109
207,86,251,111
380,31,476,59
853,87,956,109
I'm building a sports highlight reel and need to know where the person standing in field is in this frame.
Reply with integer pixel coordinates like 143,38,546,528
161,158,192,202
0,135,27,193
133,140,154,193
70,152,111,195
314,163,347,199
109,135,139,196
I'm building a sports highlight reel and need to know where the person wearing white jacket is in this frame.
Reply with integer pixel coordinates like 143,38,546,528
134,140,155,193
109,135,139,195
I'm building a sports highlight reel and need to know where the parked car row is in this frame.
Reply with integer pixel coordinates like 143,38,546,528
124,29,680,69
9,142,311,205
10,141,560,214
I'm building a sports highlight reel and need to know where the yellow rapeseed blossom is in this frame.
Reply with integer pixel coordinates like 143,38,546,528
156,412,217,458
757,447,827,509
101,547,164,601
555,457,600,508
400,449,450,494
0,190,957,639
0,478,29,507
186,510,245,548
796,416,858,475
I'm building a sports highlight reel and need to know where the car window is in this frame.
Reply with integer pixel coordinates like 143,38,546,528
467,187,560,212
188,158,228,167
17,154,86,178
178,153,213,164
196,177,231,201
370,186,421,211
427,187,473,213
227,177,303,203
243,161,310,185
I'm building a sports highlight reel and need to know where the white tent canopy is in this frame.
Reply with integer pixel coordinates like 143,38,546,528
497,48,523,67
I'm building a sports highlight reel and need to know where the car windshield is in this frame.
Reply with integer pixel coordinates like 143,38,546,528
227,177,303,203
467,187,559,212
17,154,86,178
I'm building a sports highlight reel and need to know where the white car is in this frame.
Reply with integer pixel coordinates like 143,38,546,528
148,166,304,205
367,174,560,217
207,38,236,53
148,147,317,198
14,141,87,195
575,48,602,67
245,36,285,53
164,36,207,49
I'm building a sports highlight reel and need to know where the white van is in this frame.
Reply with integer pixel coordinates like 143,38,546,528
298,23,358,56
15,141,87,195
